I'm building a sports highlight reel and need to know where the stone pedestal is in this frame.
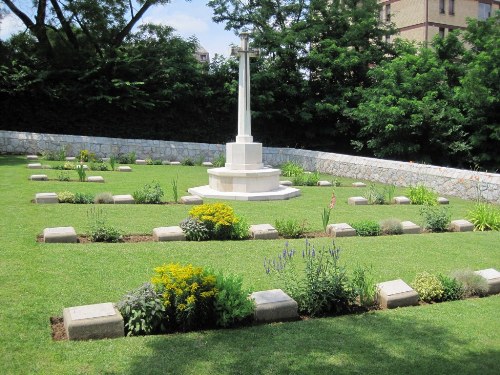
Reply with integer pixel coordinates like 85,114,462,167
225,142,263,170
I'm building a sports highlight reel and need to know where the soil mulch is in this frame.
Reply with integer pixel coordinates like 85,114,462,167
50,317,67,341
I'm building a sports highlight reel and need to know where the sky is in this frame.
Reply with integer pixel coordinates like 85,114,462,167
0,0,240,58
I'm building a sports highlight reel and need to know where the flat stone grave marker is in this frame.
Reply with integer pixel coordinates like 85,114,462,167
153,226,186,241
169,161,181,165
27,163,42,169
474,268,500,295
352,182,366,187
250,289,299,323
280,180,293,186
393,196,411,205
250,224,278,240
161,160,170,165
29,174,48,181
401,221,421,234
65,157,76,161
118,166,132,172
327,223,356,237
376,279,419,309
180,195,203,205
87,176,105,183
113,194,135,204
437,197,449,205
35,192,59,204
26,155,38,160
202,162,213,167
449,219,474,232
63,302,124,341
317,180,333,187
43,226,77,243
135,159,146,165
348,196,368,206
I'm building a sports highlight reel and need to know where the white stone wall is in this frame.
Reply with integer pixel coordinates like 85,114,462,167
1,130,498,203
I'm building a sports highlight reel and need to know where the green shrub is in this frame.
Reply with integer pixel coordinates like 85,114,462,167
451,269,489,297
264,240,356,316
179,218,210,241
182,158,194,166
438,274,464,301
133,180,164,204
467,202,500,231
94,192,114,204
408,184,437,205
350,220,381,236
57,191,75,203
145,158,154,165
89,161,109,171
380,219,403,235
292,172,320,186
280,161,304,177
87,208,122,242
63,161,75,170
78,149,96,162
214,273,255,328
412,272,444,302
384,184,396,204
73,192,94,204
189,203,240,240
117,283,166,336
152,263,218,331
230,216,250,240
365,183,385,205
274,218,307,238
171,175,179,203
419,206,451,232
57,171,71,182
153,159,163,165
76,164,86,182
117,152,136,164
351,265,376,307
213,154,226,168
109,156,117,170
40,150,57,161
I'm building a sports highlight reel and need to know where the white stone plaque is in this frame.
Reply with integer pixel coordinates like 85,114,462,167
69,302,116,321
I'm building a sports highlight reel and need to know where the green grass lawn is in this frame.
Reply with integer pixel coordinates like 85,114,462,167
1,155,499,374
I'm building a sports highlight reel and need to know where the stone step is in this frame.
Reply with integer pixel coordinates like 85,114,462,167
63,302,124,341
249,224,278,240
376,279,419,309
250,289,299,323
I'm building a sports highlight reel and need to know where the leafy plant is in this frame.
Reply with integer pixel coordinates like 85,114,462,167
384,184,396,204
264,240,356,316
351,265,376,307
213,154,226,167
438,274,464,301
118,152,136,164
419,206,451,232
321,191,336,233
380,219,403,235
179,218,211,241
230,216,250,240
63,161,75,170
57,171,71,181
213,272,255,328
78,149,96,162
89,161,109,171
189,203,240,240
87,207,122,242
94,192,114,204
151,263,218,331
467,202,500,231
350,220,381,236
117,282,166,336
73,192,94,204
292,172,320,186
109,156,117,171
451,269,489,298
408,185,438,205
153,159,163,165
412,272,444,302
133,180,164,204
171,175,179,203
365,183,385,205
57,191,75,203
76,164,86,182
182,158,194,166
274,218,307,238
145,158,154,165
280,161,304,177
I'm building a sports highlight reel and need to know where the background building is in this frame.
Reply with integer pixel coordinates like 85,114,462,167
378,0,500,43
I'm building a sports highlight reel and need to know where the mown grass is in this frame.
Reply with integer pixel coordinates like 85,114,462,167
1,155,499,374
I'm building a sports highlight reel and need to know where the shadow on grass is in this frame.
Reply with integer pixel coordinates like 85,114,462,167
125,308,500,375
0,155,33,166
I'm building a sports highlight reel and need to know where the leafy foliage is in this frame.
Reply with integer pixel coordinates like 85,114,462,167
365,183,385,205
274,218,307,238
87,207,122,242
350,220,381,237
179,218,211,242
73,192,94,204
380,219,403,235
451,269,489,298
214,273,255,328
438,274,465,302
133,180,164,204
189,203,240,240
280,161,304,177
57,191,75,203
412,272,444,302
407,185,438,205
292,172,320,186
467,202,500,231
419,206,451,232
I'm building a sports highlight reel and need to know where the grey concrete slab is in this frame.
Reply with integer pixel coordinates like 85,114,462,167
63,302,124,340
393,196,411,205
153,226,186,241
87,176,105,183
401,221,421,234
280,180,293,186
348,196,368,206
449,219,474,232
113,194,135,204
135,159,146,165
376,279,419,309
475,268,500,295
437,197,449,205
27,163,42,169
250,289,299,323
26,155,38,160
317,180,333,187
35,192,59,203
169,161,181,165
43,227,77,243
202,162,213,167
327,223,356,237
352,182,366,187
29,174,48,181
250,224,278,240
118,166,132,172
180,195,203,205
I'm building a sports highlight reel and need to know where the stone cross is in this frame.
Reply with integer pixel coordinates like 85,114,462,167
231,32,260,143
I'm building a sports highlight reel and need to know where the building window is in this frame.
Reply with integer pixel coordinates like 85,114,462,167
478,3,492,20
449,0,455,15
385,4,391,22
439,0,445,14
439,27,445,38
